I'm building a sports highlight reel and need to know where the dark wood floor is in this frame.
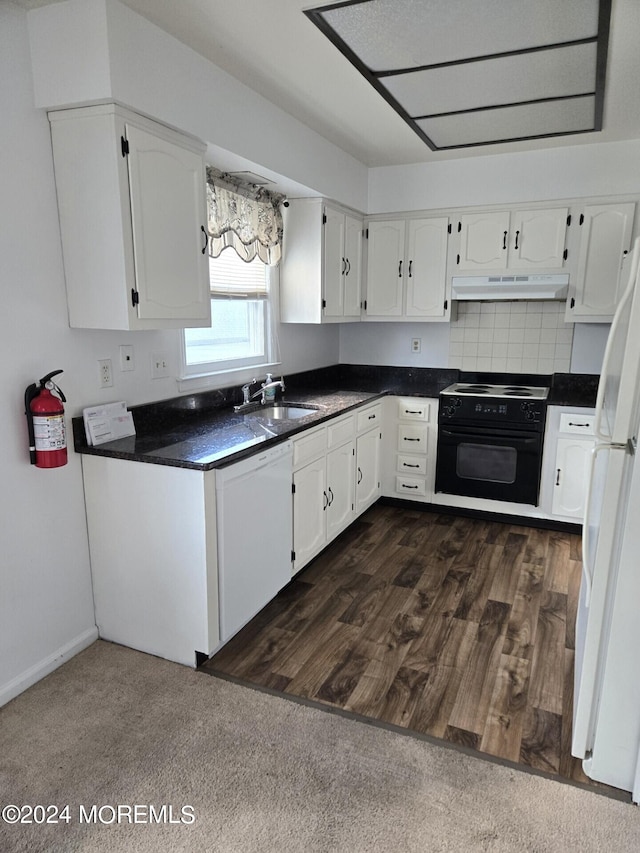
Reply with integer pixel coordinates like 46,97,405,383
202,503,614,794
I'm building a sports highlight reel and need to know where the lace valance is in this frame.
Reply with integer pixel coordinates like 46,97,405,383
206,166,285,266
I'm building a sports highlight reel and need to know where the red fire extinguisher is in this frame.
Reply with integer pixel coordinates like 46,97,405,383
24,370,68,468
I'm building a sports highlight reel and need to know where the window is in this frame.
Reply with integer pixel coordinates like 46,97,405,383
182,249,278,379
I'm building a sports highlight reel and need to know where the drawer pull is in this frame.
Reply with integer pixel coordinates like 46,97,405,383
402,483,419,489
403,437,421,442
404,409,422,415
568,422,590,428
402,462,420,468
368,413,376,420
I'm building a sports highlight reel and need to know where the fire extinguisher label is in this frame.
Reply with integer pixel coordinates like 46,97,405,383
33,415,66,451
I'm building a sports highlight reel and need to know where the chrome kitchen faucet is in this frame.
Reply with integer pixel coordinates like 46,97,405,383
234,375,285,412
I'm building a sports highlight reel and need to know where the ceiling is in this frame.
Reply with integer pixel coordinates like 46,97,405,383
18,0,640,168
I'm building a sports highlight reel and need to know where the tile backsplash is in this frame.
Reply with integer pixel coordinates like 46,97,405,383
449,301,573,374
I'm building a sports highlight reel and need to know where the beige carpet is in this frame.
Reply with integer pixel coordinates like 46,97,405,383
0,641,638,853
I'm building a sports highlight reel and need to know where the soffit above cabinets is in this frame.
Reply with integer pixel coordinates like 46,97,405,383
305,0,612,152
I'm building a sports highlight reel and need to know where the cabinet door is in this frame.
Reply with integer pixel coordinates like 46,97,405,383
552,437,594,519
355,428,381,514
326,442,356,540
569,203,636,319
509,207,568,269
322,205,346,318
126,123,210,322
405,217,449,317
343,213,363,317
365,220,405,316
457,211,510,270
292,457,326,570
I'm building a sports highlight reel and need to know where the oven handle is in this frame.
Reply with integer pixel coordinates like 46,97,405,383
439,426,541,443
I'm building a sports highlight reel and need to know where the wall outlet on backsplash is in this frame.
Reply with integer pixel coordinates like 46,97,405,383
448,301,573,374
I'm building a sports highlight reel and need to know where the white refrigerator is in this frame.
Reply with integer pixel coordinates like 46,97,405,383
572,237,640,800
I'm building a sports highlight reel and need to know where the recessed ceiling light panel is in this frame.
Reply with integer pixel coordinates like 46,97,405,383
305,0,611,150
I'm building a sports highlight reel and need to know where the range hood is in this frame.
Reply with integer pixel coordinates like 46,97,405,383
451,274,569,301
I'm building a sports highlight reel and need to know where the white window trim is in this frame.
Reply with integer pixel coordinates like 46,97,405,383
178,264,282,393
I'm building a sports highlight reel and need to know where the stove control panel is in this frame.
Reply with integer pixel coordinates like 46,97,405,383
440,395,545,426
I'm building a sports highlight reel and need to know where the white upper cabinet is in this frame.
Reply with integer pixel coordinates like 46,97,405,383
49,104,210,330
364,219,405,317
509,208,569,269
457,211,510,270
281,199,363,323
405,217,450,317
364,216,450,320
566,202,636,322
456,207,568,272
344,213,364,317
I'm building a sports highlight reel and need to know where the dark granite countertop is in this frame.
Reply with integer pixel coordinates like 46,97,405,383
72,364,599,471
73,389,385,471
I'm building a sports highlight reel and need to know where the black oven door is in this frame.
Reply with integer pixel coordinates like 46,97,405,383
435,425,543,505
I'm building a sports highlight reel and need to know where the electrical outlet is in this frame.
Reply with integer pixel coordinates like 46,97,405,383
151,352,170,379
119,344,134,372
98,358,113,388
411,338,421,353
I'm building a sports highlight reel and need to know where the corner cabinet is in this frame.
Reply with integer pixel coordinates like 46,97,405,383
364,216,451,320
565,202,636,322
49,104,210,330
281,198,363,323
455,207,569,272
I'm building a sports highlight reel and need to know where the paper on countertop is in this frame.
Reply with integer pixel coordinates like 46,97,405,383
83,401,136,446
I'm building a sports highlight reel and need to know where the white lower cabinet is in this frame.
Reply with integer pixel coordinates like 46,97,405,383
383,396,437,501
326,441,357,540
356,427,382,514
292,403,381,574
552,437,595,519
292,454,328,571
81,455,219,667
542,407,596,522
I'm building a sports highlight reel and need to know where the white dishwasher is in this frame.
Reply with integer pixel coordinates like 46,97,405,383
215,441,293,642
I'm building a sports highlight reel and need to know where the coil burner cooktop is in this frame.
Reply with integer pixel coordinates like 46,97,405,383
441,383,549,401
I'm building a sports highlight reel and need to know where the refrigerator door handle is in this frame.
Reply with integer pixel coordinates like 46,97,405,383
594,238,640,442
582,443,610,606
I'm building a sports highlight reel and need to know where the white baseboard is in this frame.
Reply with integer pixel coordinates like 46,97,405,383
0,626,99,708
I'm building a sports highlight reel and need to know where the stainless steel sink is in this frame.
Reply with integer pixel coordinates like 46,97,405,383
256,405,318,421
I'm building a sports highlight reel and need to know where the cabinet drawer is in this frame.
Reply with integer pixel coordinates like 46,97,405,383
356,403,382,433
395,476,426,497
327,413,355,448
397,454,427,476
292,425,326,469
397,398,430,421
397,424,428,453
559,413,595,436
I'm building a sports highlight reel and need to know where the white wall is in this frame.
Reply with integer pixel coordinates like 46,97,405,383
0,1,340,705
368,140,640,214
28,0,369,214
1,3,97,705
340,322,450,368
